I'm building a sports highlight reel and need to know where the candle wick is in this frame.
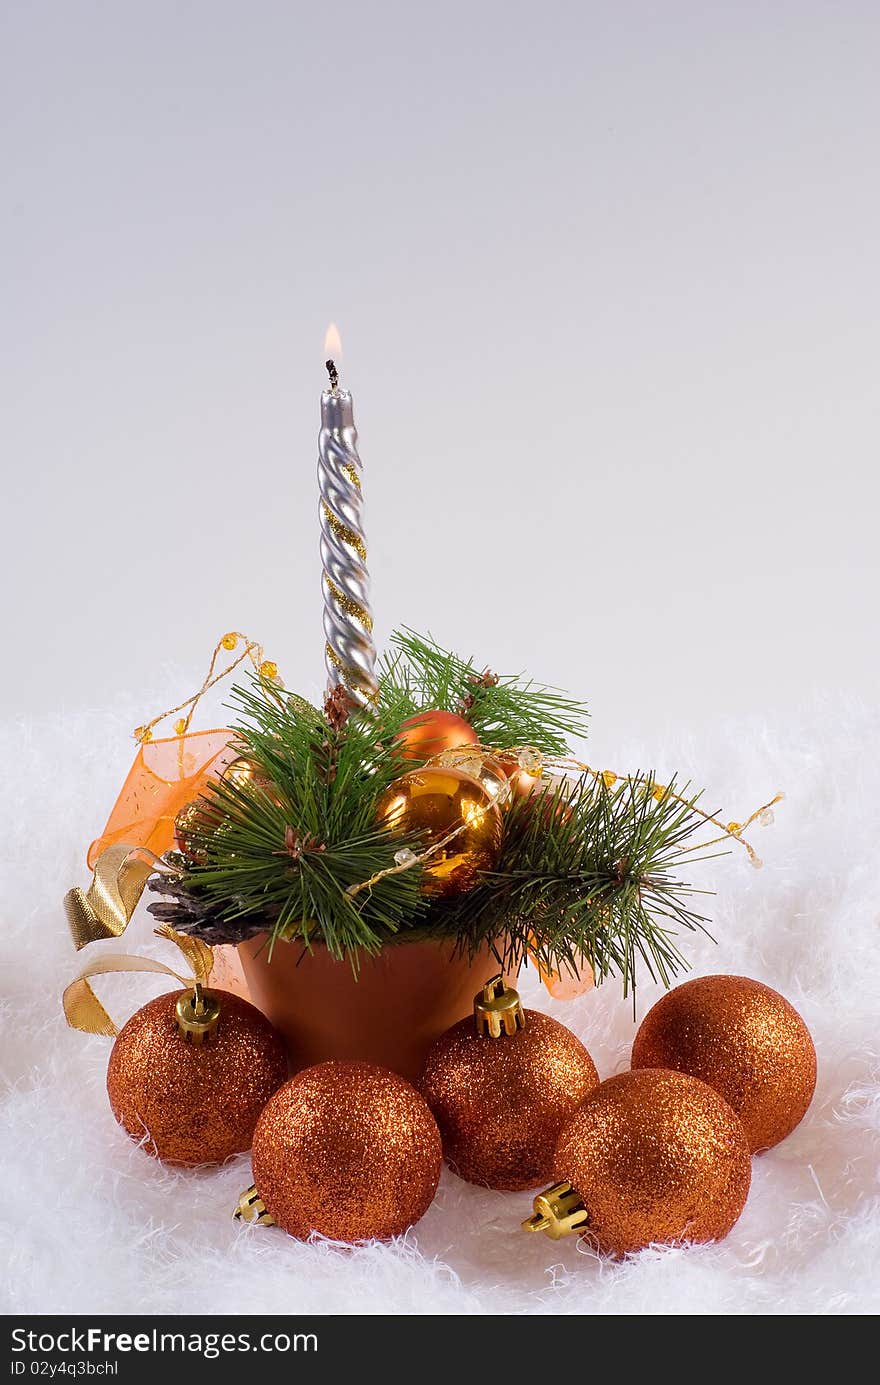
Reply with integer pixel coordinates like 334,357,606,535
325,359,339,391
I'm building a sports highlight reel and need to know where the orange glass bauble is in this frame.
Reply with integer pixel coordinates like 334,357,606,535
375,767,503,898
497,750,544,802
420,980,599,1190
249,1062,442,1242
631,974,817,1152
395,710,478,763
534,1069,751,1256
106,989,288,1165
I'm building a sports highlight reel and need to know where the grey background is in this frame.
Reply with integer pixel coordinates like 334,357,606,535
3,1,878,758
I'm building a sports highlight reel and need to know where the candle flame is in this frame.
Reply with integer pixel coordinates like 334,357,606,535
324,322,342,360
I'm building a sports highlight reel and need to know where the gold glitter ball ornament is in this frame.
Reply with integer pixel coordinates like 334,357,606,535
106,989,288,1165
375,767,503,898
173,799,221,862
631,974,817,1152
420,979,600,1190
525,1069,751,1255
248,1061,442,1242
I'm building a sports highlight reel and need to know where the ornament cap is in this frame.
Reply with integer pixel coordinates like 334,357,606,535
522,1181,589,1240
174,984,221,1045
234,1184,275,1226
474,976,525,1038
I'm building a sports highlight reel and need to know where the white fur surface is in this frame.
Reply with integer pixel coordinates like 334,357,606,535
2,694,879,1316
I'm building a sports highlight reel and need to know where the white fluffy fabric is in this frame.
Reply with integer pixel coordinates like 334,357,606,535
2,696,878,1316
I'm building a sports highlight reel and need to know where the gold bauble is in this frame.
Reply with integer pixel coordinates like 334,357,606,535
631,974,817,1152
542,1069,751,1256
221,754,284,806
250,1061,442,1242
106,989,288,1165
435,749,512,805
395,709,478,763
375,767,503,898
173,755,284,860
420,980,600,1190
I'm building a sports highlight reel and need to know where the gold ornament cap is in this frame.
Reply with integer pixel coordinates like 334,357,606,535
234,1184,275,1226
174,984,221,1045
474,976,525,1038
522,1181,589,1240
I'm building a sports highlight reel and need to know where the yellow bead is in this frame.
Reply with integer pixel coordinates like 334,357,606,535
259,660,278,680
174,718,187,736
653,784,667,801
601,771,617,788
727,821,742,835
221,632,238,651
517,747,543,776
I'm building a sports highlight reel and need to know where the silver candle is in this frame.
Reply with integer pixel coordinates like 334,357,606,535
318,331,378,705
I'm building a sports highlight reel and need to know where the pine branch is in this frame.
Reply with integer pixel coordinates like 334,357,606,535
379,628,590,754
158,634,724,996
174,677,429,960
423,774,716,997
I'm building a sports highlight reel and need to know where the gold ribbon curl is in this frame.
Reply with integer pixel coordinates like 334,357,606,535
62,842,213,1037
63,843,175,951
63,923,214,1038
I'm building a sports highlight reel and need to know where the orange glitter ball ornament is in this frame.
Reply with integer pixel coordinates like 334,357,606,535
631,974,817,1152
524,1069,751,1255
395,709,478,763
420,979,600,1191
106,989,288,1165
375,767,502,898
246,1062,442,1242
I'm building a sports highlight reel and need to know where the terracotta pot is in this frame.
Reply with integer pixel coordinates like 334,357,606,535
238,934,513,1083
210,943,252,1000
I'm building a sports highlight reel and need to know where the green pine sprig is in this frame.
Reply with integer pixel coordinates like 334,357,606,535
424,774,717,998
154,630,725,996
378,628,590,754
176,677,429,962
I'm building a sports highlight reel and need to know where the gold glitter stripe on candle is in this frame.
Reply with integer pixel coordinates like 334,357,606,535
324,574,373,632
342,464,361,490
322,502,367,561
324,642,375,694
325,641,360,676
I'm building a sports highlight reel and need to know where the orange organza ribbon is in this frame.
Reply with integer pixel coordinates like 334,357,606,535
527,935,594,999
87,728,236,868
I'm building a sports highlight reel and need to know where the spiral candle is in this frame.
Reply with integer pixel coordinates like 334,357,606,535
318,359,378,705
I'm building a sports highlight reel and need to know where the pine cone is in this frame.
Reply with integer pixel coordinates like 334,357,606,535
145,870,270,946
